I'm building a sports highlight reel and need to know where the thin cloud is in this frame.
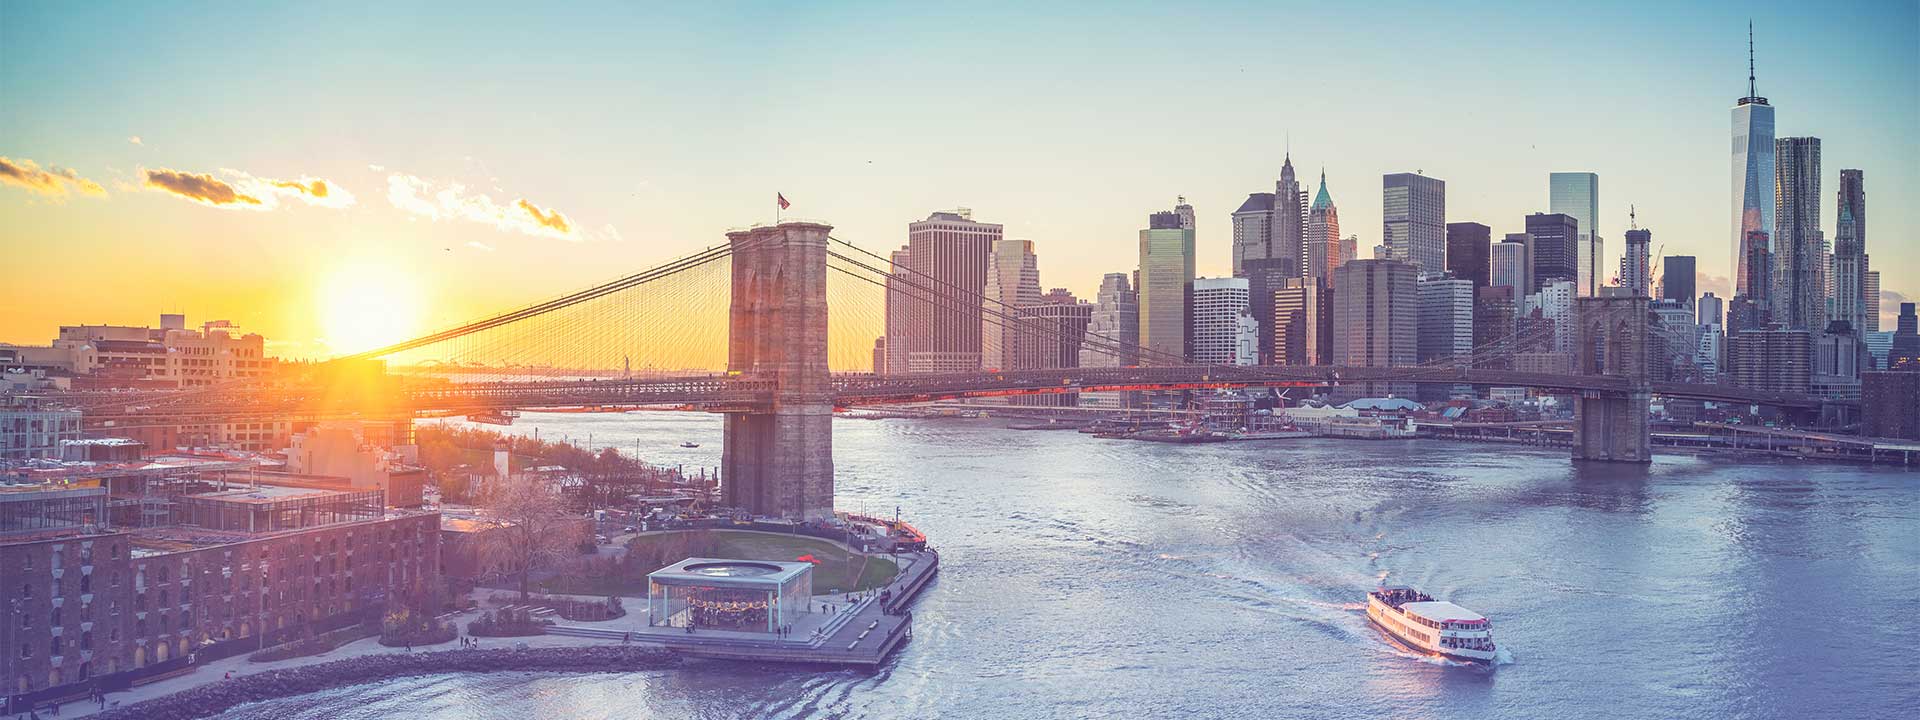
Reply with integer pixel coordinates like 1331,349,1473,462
385,172,582,241
238,171,355,208
144,168,263,208
0,156,107,199
144,167,354,210
1694,271,1733,299
128,136,143,146
466,240,496,252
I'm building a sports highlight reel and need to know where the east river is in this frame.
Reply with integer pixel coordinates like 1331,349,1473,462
215,412,1918,719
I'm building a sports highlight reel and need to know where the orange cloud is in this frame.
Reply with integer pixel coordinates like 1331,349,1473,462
516,199,572,234
144,168,263,207
144,168,354,210
0,156,107,199
273,179,330,198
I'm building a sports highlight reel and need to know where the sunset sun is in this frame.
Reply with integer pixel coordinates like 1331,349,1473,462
318,263,422,355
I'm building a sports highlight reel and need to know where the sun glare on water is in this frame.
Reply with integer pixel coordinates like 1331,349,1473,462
318,264,423,356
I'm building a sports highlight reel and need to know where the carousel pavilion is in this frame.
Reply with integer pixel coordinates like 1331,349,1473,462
647,558,815,633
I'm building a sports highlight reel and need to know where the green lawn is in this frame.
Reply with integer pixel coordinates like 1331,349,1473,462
697,531,898,592
504,529,899,597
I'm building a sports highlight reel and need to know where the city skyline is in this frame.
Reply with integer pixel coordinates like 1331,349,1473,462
2,2,1916,357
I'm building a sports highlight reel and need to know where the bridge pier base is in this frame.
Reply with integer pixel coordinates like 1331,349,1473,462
720,221,836,521
1572,390,1651,462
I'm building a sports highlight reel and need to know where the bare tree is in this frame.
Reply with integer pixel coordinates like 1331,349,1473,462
480,474,583,600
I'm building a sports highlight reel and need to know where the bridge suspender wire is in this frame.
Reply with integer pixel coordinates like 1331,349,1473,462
829,235,1574,388
823,247,1184,368
337,236,774,363
824,239,1193,368
76,237,767,410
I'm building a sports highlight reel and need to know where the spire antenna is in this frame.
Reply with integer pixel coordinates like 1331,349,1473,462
1747,21,1757,98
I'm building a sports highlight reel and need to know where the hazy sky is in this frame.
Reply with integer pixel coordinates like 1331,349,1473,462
3,1,1915,357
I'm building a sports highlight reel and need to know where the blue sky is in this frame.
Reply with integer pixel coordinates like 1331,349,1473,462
2,0,1915,349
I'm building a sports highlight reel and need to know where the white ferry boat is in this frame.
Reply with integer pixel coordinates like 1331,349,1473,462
1366,586,1497,664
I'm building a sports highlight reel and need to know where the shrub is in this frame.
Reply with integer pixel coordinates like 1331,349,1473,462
466,608,546,637
380,605,458,647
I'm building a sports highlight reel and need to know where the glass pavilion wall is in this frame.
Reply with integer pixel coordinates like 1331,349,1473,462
648,572,811,633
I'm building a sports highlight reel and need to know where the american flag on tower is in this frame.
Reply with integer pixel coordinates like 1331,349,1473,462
777,193,791,210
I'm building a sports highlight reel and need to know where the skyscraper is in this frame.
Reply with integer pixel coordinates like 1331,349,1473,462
881,246,914,375
1445,222,1491,288
1417,275,1475,366
1699,292,1725,329
1549,172,1602,296
1139,207,1196,363
1230,192,1274,278
1243,257,1295,365
1728,327,1812,394
1732,24,1776,306
981,238,1042,369
1191,278,1255,365
1305,170,1343,284
1080,273,1141,409
1661,256,1697,306
1382,173,1446,276
1865,271,1881,333
1272,277,1332,366
1620,225,1652,298
1729,229,1774,335
1274,154,1307,278
1012,292,1091,371
1491,234,1531,293
1525,213,1579,293
1473,285,1517,369
905,209,999,372
1774,136,1823,330
1892,303,1920,369
1832,169,1868,335
1332,259,1418,400
1530,279,1578,357
1081,273,1140,368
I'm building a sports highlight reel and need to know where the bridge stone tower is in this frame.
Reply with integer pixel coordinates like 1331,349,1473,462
721,221,836,520
1572,289,1652,462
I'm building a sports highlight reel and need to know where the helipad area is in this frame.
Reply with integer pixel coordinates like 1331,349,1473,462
647,558,814,633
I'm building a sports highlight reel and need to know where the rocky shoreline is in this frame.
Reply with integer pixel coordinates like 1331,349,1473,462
93,646,682,720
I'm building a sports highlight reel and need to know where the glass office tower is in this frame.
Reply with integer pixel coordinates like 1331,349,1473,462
1732,31,1776,303
1548,172,1600,296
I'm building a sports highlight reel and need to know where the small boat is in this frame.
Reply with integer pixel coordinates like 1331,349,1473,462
1366,585,1496,664
679,441,700,448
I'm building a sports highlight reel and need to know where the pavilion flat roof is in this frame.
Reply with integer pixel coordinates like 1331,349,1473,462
649,557,814,588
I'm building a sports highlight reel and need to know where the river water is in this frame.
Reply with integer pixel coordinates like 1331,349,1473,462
216,412,1918,720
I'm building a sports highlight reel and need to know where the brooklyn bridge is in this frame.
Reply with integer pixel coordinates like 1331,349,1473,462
65,221,1838,519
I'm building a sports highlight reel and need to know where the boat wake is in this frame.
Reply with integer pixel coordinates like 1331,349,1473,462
1493,647,1516,665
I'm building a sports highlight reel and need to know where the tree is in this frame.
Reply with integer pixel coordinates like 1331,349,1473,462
480,473,581,601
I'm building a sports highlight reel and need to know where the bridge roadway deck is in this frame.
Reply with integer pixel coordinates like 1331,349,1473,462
70,365,1834,427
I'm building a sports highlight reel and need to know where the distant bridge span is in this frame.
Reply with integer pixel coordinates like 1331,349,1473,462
77,364,1829,429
